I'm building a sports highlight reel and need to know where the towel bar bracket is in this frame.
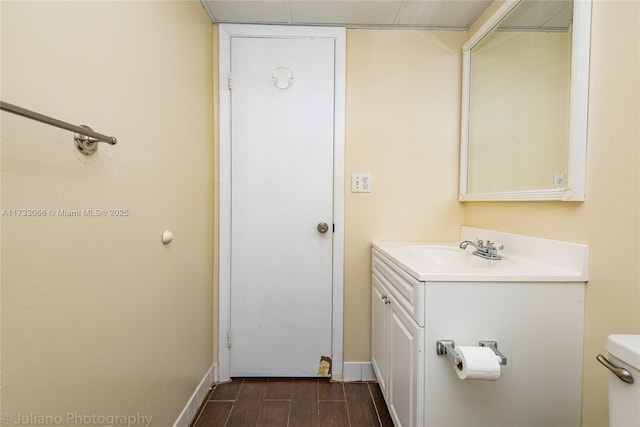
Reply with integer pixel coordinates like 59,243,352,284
74,125,99,155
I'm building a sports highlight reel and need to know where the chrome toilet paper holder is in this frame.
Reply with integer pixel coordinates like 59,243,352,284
436,340,508,367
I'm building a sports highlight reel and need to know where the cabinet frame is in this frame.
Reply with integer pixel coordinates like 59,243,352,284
372,250,425,427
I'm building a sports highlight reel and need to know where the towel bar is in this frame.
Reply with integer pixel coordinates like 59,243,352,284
1,100,117,155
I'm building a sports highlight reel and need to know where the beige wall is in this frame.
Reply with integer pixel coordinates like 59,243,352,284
464,1,640,426
344,30,466,361
0,2,214,426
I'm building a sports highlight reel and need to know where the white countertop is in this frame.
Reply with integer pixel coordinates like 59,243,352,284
372,232,588,283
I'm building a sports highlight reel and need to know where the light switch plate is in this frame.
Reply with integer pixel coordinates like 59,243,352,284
352,173,371,193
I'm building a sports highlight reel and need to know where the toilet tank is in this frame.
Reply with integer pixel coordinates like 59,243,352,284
606,334,640,427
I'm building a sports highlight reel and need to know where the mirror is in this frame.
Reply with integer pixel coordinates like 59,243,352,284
459,0,592,201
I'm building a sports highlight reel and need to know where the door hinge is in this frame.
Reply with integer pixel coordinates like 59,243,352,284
227,330,232,348
227,73,232,90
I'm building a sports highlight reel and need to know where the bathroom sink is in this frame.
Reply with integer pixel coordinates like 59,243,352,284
391,244,513,268
372,229,588,282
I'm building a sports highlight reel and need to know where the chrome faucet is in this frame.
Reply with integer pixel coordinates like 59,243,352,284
460,239,504,260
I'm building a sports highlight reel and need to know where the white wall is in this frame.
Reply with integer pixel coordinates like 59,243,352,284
1,2,214,425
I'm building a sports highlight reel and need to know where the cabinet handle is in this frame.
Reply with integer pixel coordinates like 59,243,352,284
381,295,391,305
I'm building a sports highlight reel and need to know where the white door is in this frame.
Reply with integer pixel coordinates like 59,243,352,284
229,36,335,377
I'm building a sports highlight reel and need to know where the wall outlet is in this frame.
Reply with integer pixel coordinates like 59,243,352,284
352,173,371,193
553,174,565,185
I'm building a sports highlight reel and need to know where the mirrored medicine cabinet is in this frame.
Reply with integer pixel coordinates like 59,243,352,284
459,0,592,201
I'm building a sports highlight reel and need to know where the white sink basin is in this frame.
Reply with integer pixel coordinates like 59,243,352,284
373,228,589,282
391,244,515,268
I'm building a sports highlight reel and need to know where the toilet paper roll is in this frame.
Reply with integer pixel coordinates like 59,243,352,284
455,346,501,381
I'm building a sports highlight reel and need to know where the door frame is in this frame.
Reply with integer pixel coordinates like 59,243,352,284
217,24,346,382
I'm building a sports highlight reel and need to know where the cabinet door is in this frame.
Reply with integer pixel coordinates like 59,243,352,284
371,274,389,395
388,300,424,427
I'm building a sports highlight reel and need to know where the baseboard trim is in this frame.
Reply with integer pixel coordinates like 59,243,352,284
173,363,217,427
343,362,376,382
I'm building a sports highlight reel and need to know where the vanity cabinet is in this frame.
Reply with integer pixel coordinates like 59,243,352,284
371,230,587,427
371,249,424,427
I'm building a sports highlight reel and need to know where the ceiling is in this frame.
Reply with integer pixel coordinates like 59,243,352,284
200,0,494,30
499,0,572,32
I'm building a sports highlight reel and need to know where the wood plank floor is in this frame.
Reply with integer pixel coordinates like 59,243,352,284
191,378,394,427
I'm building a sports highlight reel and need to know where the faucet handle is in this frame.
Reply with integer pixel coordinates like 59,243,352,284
487,242,504,254
475,238,484,247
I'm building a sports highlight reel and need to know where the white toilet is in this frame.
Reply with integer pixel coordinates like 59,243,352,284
599,334,640,427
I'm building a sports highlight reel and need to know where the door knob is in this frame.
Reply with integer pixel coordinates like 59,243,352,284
317,222,329,233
